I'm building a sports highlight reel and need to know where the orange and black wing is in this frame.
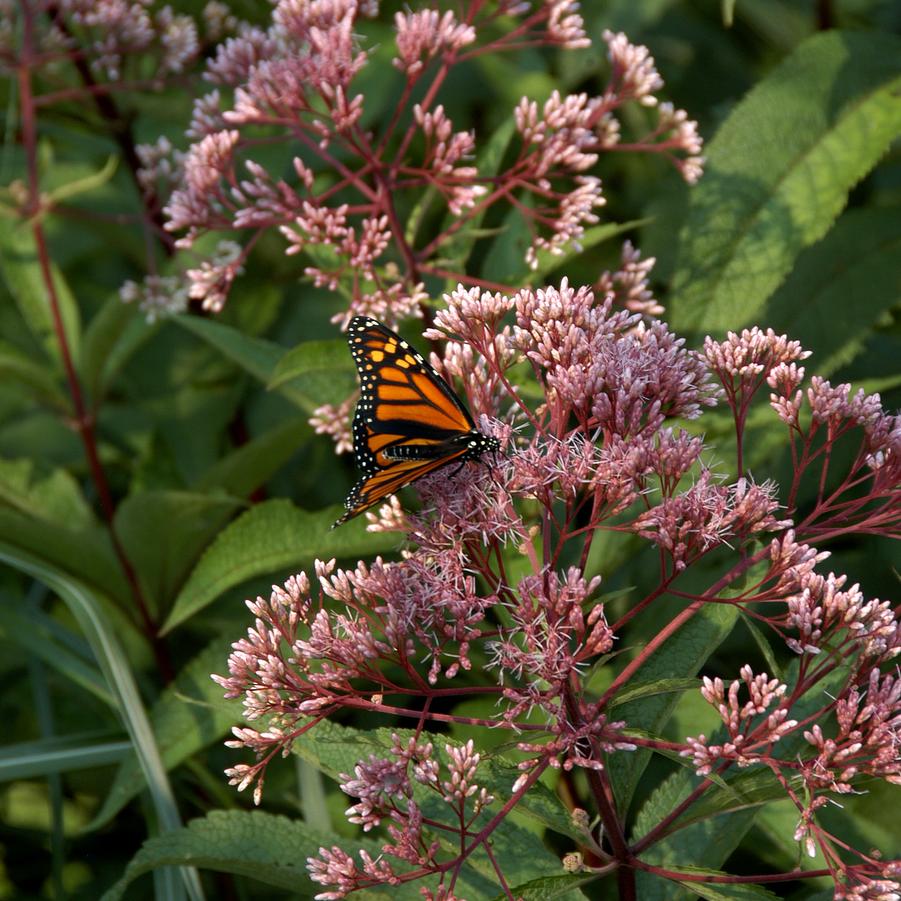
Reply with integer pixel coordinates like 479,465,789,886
333,316,479,525
334,452,469,526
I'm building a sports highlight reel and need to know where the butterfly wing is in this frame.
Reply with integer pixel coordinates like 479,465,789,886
348,316,477,466
334,317,480,525
333,451,469,526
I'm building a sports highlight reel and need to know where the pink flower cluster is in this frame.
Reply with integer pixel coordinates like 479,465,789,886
0,0,200,81
217,281,899,898
151,1,702,326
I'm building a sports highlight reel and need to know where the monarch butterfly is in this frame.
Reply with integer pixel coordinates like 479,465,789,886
333,316,500,527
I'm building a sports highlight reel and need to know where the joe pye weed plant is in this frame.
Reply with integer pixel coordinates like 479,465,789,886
2,0,900,899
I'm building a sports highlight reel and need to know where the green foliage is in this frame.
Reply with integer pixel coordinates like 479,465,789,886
99,810,395,900
3,2,899,899
670,30,901,336
607,591,743,811
163,499,399,632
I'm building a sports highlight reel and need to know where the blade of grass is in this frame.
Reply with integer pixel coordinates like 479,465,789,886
0,734,132,780
0,542,203,901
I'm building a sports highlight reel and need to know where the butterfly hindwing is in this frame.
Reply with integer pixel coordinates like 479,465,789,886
333,317,499,526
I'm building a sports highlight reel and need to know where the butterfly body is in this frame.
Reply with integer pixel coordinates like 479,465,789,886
334,316,499,526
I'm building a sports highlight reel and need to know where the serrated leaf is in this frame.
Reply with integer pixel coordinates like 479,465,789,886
292,718,388,779
679,873,784,900
671,30,901,334
114,490,242,612
608,677,699,708
630,659,852,901
497,874,597,901
100,809,409,901
633,767,759,901
87,636,241,831
162,500,400,633
425,792,563,889
650,769,785,838
761,206,901,376
0,222,82,367
292,721,585,843
479,755,586,843
607,597,742,812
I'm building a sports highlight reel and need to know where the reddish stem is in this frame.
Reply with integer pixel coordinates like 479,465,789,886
18,4,173,680
43,4,172,251
597,547,768,711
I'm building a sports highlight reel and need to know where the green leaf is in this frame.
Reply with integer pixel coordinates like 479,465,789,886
481,756,585,843
0,456,95,526
675,876,783,900
587,0,677,34
438,798,565,889
761,206,901,376
87,636,241,831
721,0,737,27
0,543,201,900
45,154,117,205
291,721,584,843
440,118,516,270
632,767,760,901
498,874,599,900
81,299,155,401
291,722,579,893
671,30,901,333
739,612,782,680
651,769,785,837
607,597,741,812
100,809,403,901
114,490,242,612
0,222,82,367
819,775,901,871
0,509,130,606
267,337,356,408
174,313,281,383
0,604,112,706
292,718,389,779
162,500,400,633
0,733,129,781
481,202,533,285
196,417,311,498
174,314,314,410
630,658,852,901
677,871,784,900
0,338,68,408
751,799,829,875
608,677,699,709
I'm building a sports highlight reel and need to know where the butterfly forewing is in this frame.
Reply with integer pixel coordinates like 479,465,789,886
333,316,498,526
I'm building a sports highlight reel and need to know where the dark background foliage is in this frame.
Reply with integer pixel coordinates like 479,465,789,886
1,0,899,898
